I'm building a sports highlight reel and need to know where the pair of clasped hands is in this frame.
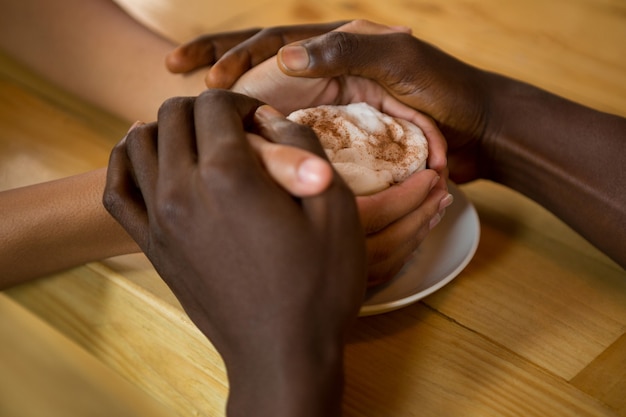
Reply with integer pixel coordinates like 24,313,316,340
105,20,481,415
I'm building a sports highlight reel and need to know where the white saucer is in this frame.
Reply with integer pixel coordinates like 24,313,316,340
359,183,480,316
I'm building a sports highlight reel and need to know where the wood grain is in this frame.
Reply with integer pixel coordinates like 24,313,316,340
6,264,229,416
572,333,626,415
114,0,626,116
425,182,626,380
1,0,625,416
0,293,174,417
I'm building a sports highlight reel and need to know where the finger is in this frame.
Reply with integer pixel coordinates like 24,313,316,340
277,31,419,89
205,22,348,89
364,184,451,285
253,105,327,156
156,97,197,177
246,132,333,197
167,22,347,74
253,106,362,243
166,27,262,73
379,98,448,173
334,19,412,35
366,185,448,264
193,89,263,170
103,134,150,249
420,115,448,173
357,169,440,234
278,30,449,175
253,105,334,196
124,122,159,211
277,29,475,134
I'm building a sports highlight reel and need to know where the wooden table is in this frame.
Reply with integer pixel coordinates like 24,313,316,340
1,0,625,416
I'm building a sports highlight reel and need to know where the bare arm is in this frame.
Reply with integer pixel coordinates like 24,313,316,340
0,169,139,289
191,21,625,267
0,145,333,288
0,1,338,286
103,90,365,417
0,0,199,286
0,0,205,123
285,33,626,267
483,75,626,266
163,19,626,268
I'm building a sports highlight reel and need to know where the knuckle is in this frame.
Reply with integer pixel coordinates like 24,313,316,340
153,187,190,231
123,129,144,153
197,88,230,103
124,123,156,158
108,137,128,160
196,89,243,113
158,96,194,118
279,120,323,149
324,31,358,59
101,187,123,217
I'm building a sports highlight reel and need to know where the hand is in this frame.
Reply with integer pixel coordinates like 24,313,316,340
103,89,366,416
167,21,626,271
166,21,349,89
238,121,333,197
166,20,452,286
358,170,451,286
167,19,486,184
275,20,490,184
231,21,450,285
232,58,450,284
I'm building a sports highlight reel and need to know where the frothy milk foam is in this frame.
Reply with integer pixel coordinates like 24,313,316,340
288,103,428,195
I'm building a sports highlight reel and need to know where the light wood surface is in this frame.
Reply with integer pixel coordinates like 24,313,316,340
0,293,174,417
1,0,625,416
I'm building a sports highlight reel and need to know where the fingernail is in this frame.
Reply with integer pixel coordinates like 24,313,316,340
255,105,284,120
127,120,144,133
298,158,327,185
430,175,441,190
429,212,442,230
279,45,310,71
438,193,454,211
390,25,412,33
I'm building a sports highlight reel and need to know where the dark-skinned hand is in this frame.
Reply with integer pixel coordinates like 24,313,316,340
166,19,487,183
103,89,366,417
169,19,626,269
167,20,452,285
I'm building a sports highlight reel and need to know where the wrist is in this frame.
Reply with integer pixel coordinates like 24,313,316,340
225,334,345,417
478,71,529,182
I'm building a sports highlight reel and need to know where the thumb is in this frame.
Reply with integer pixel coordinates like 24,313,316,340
277,31,412,85
279,18,412,74
276,30,480,144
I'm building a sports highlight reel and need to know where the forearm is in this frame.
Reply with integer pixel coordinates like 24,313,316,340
0,169,139,289
483,74,626,267
225,336,345,417
0,0,205,123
